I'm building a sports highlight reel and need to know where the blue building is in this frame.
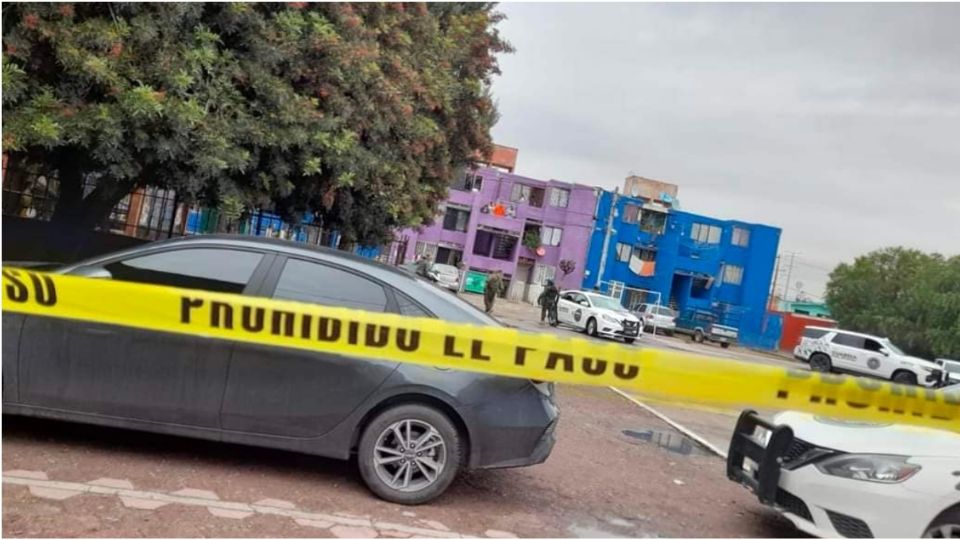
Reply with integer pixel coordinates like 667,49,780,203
582,189,782,349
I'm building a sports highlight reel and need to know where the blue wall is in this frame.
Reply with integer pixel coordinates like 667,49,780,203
583,190,781,349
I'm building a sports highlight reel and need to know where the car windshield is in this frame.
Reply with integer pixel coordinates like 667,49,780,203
589,295,625,311
406,274,503,327
943,362,960,374
881,339,905,355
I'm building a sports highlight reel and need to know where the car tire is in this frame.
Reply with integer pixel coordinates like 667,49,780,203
892,370,919,386
357,404,461,505
694,330,705,343
586,317,598,337
923,504,960,538
624,338,635,344
809,353,832,373
720,342,730,349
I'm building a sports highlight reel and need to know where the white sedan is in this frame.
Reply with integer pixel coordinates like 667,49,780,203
556,290,642,344
728,410,960,538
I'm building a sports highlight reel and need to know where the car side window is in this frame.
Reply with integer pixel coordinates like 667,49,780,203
395,291,432,318
803,327,829,339
273,258,388,312
561,292,575,302
832,333,865,348
863,339,884,352
104,248,263,294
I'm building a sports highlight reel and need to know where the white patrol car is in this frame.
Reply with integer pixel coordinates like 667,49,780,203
556,290,642,344
795,328,945,387
728,410,960,538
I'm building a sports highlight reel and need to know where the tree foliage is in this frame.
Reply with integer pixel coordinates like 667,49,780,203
2,2,511,245
826,247,960,359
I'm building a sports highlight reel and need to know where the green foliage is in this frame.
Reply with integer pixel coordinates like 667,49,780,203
825,247,960,359
522,229,541,251
2,2,512,243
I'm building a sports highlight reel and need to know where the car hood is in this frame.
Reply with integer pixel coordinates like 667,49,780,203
898,355,942,370
596,308,639,323
773,411,960,457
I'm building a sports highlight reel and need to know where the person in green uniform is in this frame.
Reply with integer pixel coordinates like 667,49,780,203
484,270,504,313
538,279,560,325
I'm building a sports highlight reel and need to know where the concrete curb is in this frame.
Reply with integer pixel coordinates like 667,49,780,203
608,387,728,459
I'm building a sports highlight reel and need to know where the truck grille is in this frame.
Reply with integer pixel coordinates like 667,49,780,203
826,510,873,538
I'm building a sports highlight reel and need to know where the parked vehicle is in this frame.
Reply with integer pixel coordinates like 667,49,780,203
728,410,960,538
2,235,558,505
793,326,833,361
936,358,960,386
634,303,677,336
673,309,738,348
428,263,460,292
556,290,641,344
801,329,944,387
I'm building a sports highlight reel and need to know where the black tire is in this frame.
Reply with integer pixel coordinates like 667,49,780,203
892,370,919,386
357,404,461,505
924,504,960,538
809,353,832,373
586,317,598,337
720,342,730,349
694,330,705,343
624,338,635,344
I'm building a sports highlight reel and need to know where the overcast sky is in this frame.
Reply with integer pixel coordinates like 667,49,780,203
489,3,960,300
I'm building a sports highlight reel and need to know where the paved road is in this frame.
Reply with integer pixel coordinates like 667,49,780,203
3,294,802,538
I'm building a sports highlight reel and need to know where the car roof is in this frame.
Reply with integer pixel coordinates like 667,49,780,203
826,328,888,341
86,234,415,279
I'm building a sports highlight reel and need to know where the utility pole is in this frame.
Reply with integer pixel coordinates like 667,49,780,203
768,254,782,310
595,187,619,289
782,252,799,302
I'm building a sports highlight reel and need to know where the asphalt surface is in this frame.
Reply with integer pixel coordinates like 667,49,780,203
3,294,801,538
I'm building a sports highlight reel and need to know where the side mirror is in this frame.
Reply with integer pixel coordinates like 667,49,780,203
69,266,112,279
879,348,890,357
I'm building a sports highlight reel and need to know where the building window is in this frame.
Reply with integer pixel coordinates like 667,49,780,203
473,229,518,261
639,210,666,234
732,226,750,247
511,183,530,203
541,225,563,246
442,206,470,232
616,242,631,262
633,247,657,261
622,204,640,224
453,171,483,191
691,222,721,244
415,241,438,260
549,187,570,208
722,264,743,286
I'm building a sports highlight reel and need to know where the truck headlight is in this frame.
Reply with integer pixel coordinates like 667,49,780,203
815,454,920,483
601,313,619,324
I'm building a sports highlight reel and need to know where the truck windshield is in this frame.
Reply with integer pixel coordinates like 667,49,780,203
881,339,905,355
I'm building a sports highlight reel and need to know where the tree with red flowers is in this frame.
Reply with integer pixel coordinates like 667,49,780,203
2,3,512,245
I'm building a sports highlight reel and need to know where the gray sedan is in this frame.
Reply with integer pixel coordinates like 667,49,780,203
2,235,558,504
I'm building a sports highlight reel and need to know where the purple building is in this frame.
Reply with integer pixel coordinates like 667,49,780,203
393,166,598,303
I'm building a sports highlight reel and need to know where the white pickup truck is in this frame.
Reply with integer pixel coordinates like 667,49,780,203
793,328,945,387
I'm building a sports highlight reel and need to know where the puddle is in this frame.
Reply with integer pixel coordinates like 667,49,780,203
622,428,709,456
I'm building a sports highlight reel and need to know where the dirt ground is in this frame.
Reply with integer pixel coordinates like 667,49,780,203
2,384,795,538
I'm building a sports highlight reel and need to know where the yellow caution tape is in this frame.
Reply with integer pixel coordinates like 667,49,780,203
3,267,959,432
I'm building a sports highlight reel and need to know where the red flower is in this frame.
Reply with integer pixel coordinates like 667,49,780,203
23,13,40,29
287,2,307,9
58,4,75,17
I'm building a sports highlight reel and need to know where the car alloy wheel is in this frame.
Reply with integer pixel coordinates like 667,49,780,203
358,404,461,505
925,524,960,538
809,353,831,372
694,330,704,343
373,419,446,493
586,318,598,337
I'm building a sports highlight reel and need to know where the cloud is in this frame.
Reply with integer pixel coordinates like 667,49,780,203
489,3,960,297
